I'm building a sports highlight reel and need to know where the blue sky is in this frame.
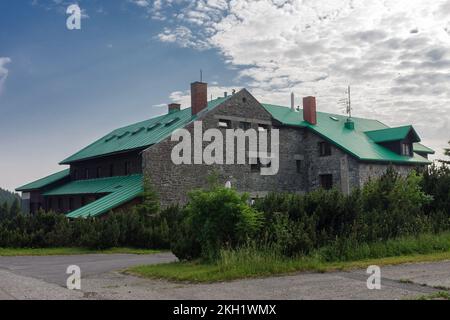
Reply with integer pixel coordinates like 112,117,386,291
0,0,238,191
1,0,450,191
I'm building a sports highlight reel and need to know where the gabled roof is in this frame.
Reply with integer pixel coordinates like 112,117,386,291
364,125,420,143
16,169,70,192
261,104,432,165
60,97,231,164
65,175,143,218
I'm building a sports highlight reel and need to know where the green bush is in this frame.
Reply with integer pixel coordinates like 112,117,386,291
180,187,263,261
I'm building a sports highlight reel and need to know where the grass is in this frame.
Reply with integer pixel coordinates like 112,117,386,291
0,247,162,257
412,291,450,300
128,232,450,283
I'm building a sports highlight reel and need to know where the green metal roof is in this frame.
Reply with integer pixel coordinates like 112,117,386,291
66,179,143,218
60,97,231,164
413,143,435,154
16,169,70,192
39,174,143,218
261,103,432,165
43,174,142,196
364,125,420,143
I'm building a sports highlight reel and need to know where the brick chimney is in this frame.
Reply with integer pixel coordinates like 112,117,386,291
303,96,317,125
191,82,208,116
168,103,181,114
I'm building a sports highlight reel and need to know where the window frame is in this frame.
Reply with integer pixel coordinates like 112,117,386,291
319,142,332,157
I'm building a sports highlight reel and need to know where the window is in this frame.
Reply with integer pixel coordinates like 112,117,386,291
401,143,411,156
85,168,90,179
58,198,63,211
239,121,251,130
258,124,269,132
296,160,302,174
109,164,114,177
81,197,86,206
125,161,131,175
251,162,261,173
320,174,333,190
96,167,102,178
218,119,232,128
69,198,74,211
73,169,78,180
319,142,332,157
48,198,53,210
251,158,271,172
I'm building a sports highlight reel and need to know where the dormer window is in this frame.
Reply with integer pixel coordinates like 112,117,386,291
402,143,412,156
365,125,421,158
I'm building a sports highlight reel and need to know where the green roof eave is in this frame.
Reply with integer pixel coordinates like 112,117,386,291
413,143,435,154
16,169,70,192
43,174,143,196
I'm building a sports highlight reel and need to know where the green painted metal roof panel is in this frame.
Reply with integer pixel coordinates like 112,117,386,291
66,181,143,218
261,104,432,165
365,125,420,143
60,97,231,164
16,169,70,192
413,143,435,154
43,174,142,196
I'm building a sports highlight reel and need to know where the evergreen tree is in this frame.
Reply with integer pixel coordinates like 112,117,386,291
9,198,21,217
440,140,450,164
135,177,160,217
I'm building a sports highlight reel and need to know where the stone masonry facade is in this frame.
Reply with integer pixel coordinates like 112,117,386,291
142,89,419,207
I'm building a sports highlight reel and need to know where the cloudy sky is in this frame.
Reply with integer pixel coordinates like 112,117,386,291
1,0,449,191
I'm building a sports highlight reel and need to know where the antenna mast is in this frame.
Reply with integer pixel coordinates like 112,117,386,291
200,69,203,83
347,85,352,118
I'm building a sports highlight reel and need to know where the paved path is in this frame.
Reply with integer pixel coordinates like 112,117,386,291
0,253,177,286
0,253,449,300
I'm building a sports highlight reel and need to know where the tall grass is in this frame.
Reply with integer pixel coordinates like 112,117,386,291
216,232,450,276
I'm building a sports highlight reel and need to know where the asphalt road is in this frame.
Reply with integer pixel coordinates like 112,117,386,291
0,253,449,300
0,253,177,286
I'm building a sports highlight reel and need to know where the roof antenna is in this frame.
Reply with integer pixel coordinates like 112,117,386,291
338,85,353,118
347,85,352,118
200,69,203,83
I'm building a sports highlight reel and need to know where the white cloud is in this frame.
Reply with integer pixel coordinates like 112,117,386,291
149,0,450,159
0,57,11,96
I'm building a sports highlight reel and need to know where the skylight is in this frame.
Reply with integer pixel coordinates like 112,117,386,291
165,118,180,127
117,131,130,139
147,123,161,131
131,127,145,135
105,135,117,142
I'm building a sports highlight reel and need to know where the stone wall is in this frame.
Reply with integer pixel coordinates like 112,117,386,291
142,89,306,206
142,89,423,206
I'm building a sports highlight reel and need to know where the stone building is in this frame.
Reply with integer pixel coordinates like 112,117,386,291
17,82,434,217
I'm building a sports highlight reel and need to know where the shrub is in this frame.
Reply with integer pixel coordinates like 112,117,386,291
182,187,263,260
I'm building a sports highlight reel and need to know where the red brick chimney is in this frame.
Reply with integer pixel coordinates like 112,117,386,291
303,96,317,125
168,103,181,114
191,82,208,116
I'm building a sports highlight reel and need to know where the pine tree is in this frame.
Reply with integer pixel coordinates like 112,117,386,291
9,198,21,217
440,140,450,165
135,177,160,217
